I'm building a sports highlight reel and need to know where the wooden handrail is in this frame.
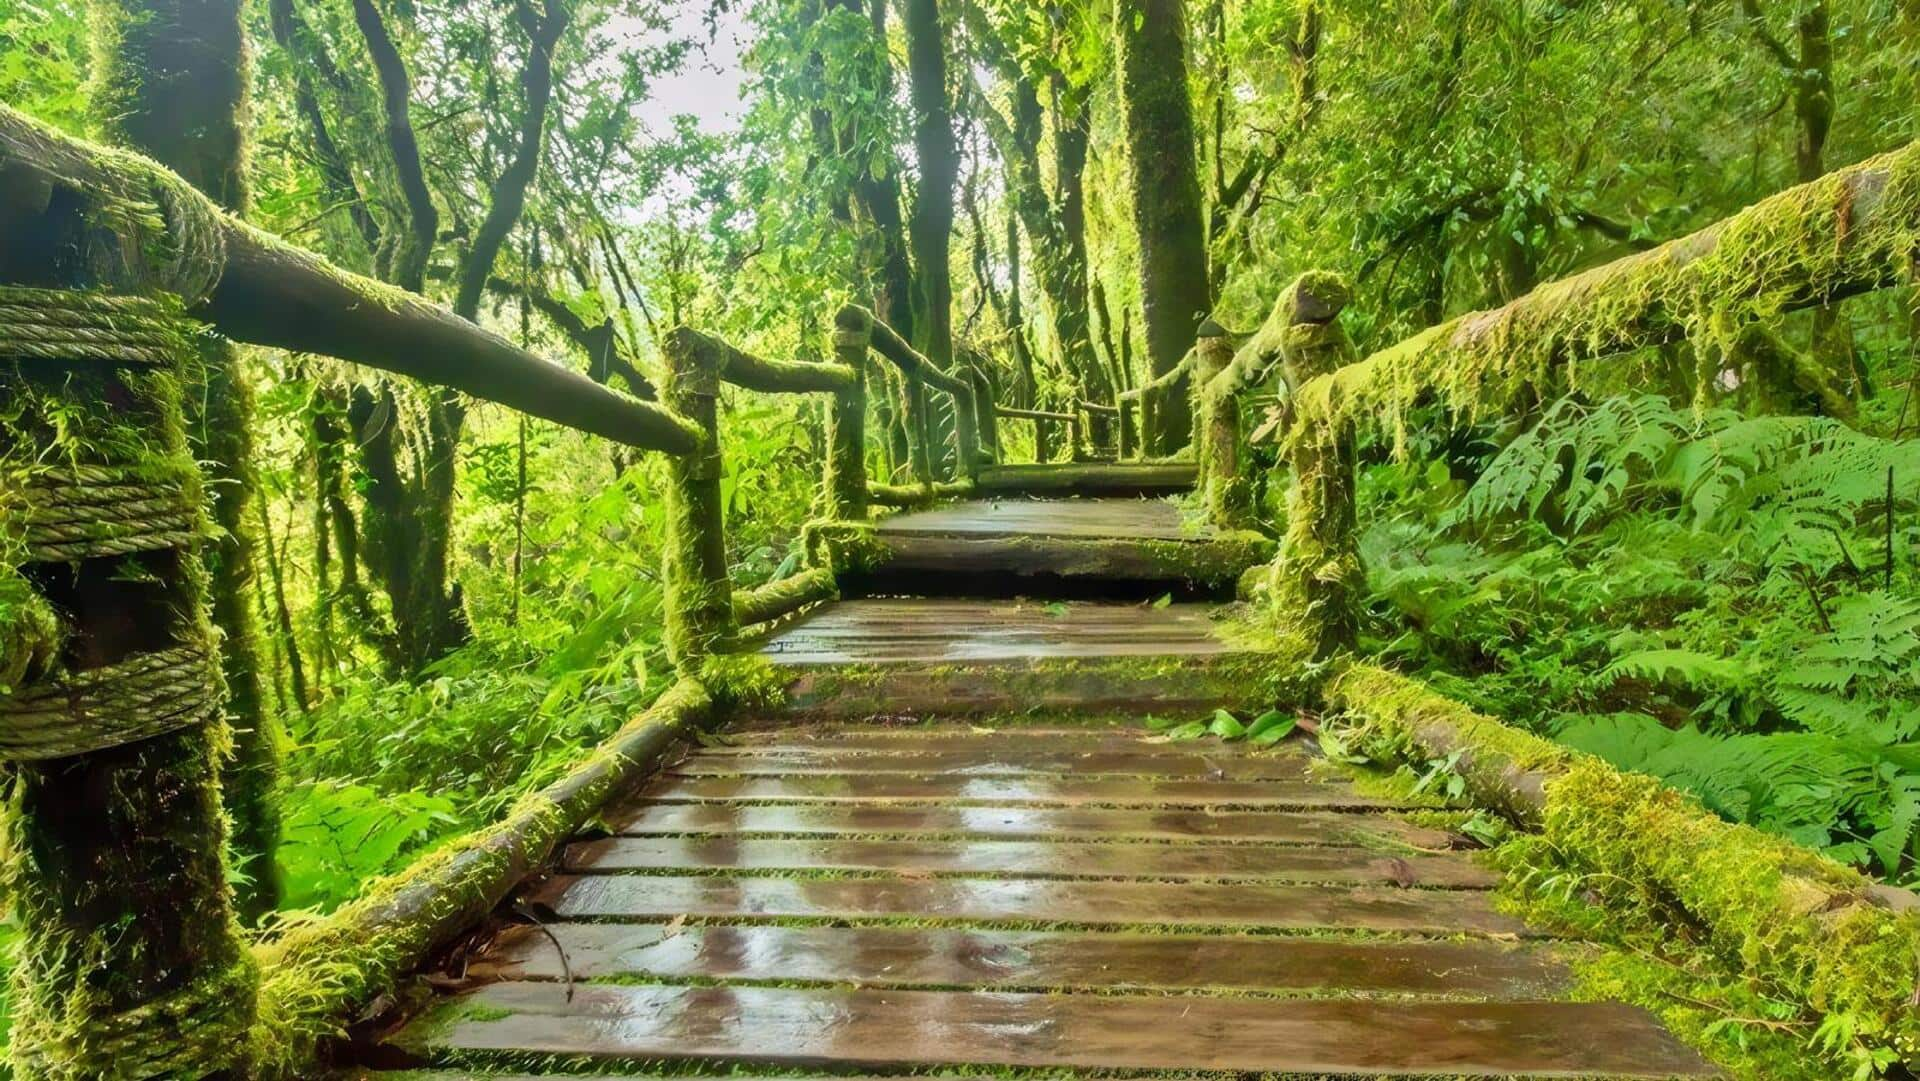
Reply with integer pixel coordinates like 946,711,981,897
666,326,858,396
0,105,702,455
837,304,983,482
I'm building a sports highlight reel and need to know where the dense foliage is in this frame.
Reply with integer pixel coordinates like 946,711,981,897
2,0,1918,1073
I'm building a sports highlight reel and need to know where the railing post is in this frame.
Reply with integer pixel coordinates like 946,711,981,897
1117,396,1138,459
970,365,1000,464
1262,272,1360,659
952,377,983,479
1194,319,1253,529
662,328,737,666
2,287,259,1076
828,309,871,519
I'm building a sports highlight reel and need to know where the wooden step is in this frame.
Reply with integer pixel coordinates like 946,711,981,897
646,772,1404,810
393,983,1716,1077
607,801,1460,848
974,462,1197,497
560,836,1498,887
525,874,1531,935
467,922,1569,995
671,746,1313,779
758,598,1237,665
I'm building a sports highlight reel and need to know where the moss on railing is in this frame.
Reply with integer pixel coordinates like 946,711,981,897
1323,663,1920,1078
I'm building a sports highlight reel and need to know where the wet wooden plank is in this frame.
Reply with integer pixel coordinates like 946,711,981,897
561,837,1497,888
711,724,1194,747
645,773,1398,809
876,498,1201,540
608,802,1460,848
399,982,1715,1077
525,874,1531,935
758,599,1239,665
776,660,1248,718
976,462,1197,497
673,747,1313,780
470,922,1570,997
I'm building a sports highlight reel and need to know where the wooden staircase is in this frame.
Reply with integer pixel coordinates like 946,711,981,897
356,490,1720,1080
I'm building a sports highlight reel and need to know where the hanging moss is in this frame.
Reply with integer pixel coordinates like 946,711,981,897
1288,139,1920,456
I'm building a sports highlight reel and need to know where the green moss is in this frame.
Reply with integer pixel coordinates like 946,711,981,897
1286,140,1920,458
802,519,892,576
1330,664,1920,1077
251,678,711,1077
699,653,790,712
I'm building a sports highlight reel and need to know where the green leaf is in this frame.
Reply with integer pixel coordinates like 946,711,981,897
1165,720,1209,742
1248,710,1298,746
1150,593,1173,609
1209,709,1247,740
1143,714,1180,731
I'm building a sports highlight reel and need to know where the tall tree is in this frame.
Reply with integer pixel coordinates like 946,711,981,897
967,3,1111,427
91,0,282,919
1114,0,1212,452
902,0,957,374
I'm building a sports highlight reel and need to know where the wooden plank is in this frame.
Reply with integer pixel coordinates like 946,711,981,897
645,773,1397,809
560,837,1497,887
469,922,1570,997
673,746,1314,780
711,725,1186,747
397,983,1715,1076
608,802,1461,848
758,599,1239,666
774,659,1254,717
860,534,1268,588
526,874,1530,935
976,462,1197,497
875,498,1201,540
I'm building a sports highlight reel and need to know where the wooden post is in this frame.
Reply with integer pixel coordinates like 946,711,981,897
827,311,871,519
1035,415,1057,463
1259,274,1361,659
1118,396,1138,459
970,365,1000,464
661,329,737,666
951,377,982,478
2,298,260,1074
1194,320,1252,529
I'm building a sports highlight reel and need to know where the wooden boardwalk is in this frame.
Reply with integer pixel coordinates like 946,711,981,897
365,495,1716,1079
375,724,1714,1078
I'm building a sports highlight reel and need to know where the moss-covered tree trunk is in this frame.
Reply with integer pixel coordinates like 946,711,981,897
902,0,958,476
1115,0,1212,454
90,0,282,919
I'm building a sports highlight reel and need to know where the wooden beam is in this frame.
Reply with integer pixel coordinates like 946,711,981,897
0,104,700,454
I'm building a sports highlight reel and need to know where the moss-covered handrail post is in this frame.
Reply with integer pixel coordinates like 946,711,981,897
1116,394,1139,459
964,359,1000,464
1263,273,1362,659
1078,399,1121,460
661,328,738,666
1192,319,1252,528
0,182,258,1074
828,309,872,520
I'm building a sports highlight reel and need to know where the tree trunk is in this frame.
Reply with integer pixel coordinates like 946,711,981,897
91,0,283,921
1114,0,1212,453
902,0,958,476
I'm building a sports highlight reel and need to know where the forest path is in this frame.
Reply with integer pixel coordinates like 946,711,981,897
365,491,1718,1079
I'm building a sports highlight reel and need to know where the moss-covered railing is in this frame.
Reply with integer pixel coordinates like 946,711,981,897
1236,138,1920,1075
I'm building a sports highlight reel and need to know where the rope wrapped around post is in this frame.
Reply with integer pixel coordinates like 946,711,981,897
0,284,259,1078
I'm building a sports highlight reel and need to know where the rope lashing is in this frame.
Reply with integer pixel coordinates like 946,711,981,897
0,644,221,760
9,954,256,1079
1,285,223,760
7,464,201,563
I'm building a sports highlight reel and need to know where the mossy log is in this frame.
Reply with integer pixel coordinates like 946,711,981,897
666,325,857,396
1326,663,1920,1069
252,677,711,1077
733,567,838,627
1290,139,1920,448
865,478,977,509
0,103,699,452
